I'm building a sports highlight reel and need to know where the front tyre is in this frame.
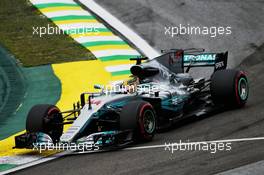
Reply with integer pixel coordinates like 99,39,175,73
26,104,63,143
210,69,249,108
120,101,156,142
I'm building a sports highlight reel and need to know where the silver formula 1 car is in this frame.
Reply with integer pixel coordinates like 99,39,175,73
14,48,249,151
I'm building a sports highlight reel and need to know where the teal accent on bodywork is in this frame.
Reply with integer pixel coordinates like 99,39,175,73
95,131,118,145
161,94,189,111
77,131,118,145
104,99,130,109
96,139,112,145
184,53,216,63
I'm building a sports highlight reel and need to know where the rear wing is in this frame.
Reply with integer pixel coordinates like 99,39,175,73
183,52,228,71
156,49,228,74
130,49,228,75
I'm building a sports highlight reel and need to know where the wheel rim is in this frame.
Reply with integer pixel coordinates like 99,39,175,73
238,78,248,101
143,110,155,134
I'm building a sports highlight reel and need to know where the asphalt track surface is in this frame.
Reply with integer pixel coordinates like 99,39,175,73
13,0,264,175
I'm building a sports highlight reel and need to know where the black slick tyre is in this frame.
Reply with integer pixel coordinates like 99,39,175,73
210,69,249,108
26,104,63,142
120,101,156,142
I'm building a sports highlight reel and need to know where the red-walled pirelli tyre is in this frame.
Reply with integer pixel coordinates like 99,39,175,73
210,69,249,108
120,101,156,142
26,104,63,142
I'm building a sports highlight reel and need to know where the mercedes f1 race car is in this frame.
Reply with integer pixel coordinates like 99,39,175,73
14,48,249,152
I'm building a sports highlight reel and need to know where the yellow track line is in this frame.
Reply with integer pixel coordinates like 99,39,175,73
87,45,132,52
39,6,82,13
54,19,99,25
70,32,114,38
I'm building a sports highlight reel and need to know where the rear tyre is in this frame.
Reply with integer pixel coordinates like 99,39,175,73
26,104,63,143
210,69,249,107
120,101,156,142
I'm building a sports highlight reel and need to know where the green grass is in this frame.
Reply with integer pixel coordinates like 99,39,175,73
0,0,96,67
0,164,17,172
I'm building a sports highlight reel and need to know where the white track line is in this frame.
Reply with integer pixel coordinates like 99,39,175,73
0,151,69,175
105,64,133,72
2,136,264,174
45,10,92,18
92,49,140,58
58,23,106,30
0,149,102,175
31,0,75,4
79,0,160,59
125,137,264,150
